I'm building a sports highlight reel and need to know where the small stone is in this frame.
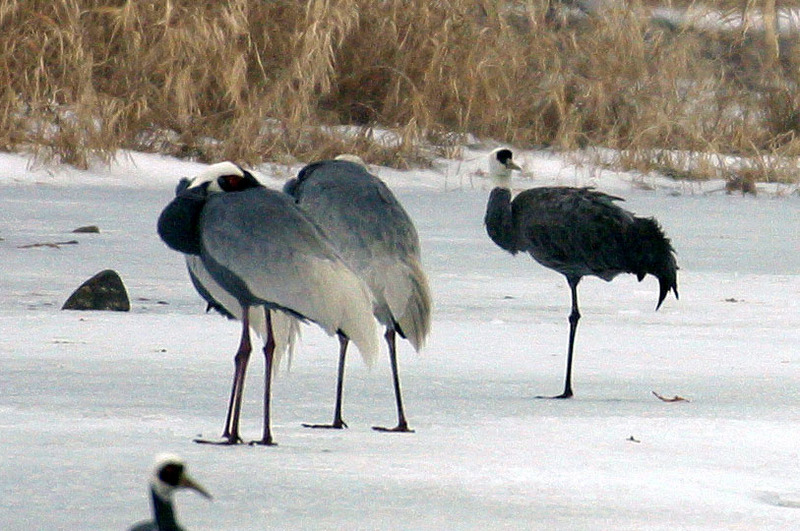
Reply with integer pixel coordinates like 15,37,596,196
62,269,130,311
72,225,100,234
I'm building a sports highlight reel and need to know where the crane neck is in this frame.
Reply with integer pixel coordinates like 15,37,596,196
484,187,518,254
150,487,182,531
157,188,206,255
490,168,513,190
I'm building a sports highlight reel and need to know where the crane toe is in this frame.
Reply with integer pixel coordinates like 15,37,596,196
302,420,349,429
194,435,245,445
372,424,415,433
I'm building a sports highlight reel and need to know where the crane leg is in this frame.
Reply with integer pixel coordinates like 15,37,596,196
196,310,252,444
303,334,349,429
374,328,414,433
539,277,580,399
251,311,277,446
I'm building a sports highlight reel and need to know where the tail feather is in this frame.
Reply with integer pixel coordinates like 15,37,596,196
249,307,302,373
630,217,679,310
386,258,432,352
304,258,380,365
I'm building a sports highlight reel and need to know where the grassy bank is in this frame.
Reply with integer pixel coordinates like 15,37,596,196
2,0,799,183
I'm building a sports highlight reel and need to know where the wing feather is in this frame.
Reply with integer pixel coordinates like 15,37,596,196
185,255,300,370
199,188,379,363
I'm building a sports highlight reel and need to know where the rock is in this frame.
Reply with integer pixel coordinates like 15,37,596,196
72,225,100,233
62,269,130,311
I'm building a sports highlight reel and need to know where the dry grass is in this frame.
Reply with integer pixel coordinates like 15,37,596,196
1,0,799,182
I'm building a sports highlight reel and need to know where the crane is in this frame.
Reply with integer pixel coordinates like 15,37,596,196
285,157,432,432
483,148,678,398
158,162,378,444
129,454,211,531
171,177,300,439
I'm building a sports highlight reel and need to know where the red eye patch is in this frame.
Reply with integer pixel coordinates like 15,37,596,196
220,174,245,191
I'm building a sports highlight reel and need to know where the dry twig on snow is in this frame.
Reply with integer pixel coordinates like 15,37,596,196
652,391,689,403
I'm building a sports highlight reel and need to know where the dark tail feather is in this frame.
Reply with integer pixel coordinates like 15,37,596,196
656,272,679,310
630,217,679,310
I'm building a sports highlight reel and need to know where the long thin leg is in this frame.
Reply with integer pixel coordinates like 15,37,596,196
251,310,277,446
373,328,414,433
539,276,580,399
196,309,252,444
226,312,253,439
303,334,349,429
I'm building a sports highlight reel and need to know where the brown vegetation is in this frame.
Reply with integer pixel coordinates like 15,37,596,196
1,0,799,182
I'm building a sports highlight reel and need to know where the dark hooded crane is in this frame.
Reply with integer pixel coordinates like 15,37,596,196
483,148,679,398
129,454,211,531
157,162,378,445
285,156,432,432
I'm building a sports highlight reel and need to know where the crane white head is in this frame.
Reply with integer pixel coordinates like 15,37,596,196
488,148,522,187
186,161,261,194
334,153,367,168
149,453,212,501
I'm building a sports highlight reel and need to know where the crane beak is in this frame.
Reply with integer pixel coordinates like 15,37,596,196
505,160,522,171
179,474,213,500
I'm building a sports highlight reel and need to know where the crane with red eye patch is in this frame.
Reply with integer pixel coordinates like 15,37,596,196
157,161,379,445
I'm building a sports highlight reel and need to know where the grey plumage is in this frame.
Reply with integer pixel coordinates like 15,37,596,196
285,158,432,432
483,148,678,398
185,255,301,369
158,162,378,445
173,177,300,370
129,454,211,531
486,186,678,306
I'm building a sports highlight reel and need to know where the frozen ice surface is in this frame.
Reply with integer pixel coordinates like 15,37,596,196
1,151,799,529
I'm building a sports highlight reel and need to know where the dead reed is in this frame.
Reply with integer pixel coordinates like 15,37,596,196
1,0,798,182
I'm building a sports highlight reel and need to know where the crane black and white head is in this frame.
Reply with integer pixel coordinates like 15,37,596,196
149,453,212,502
488,147,522,186
334,153,367,168
158,162,263,256
185,161,262,194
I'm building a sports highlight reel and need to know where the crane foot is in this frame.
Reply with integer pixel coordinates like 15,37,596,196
248,438,277,447
535,391,573,399
193,435,244,445
372,424,415,433
302,421,348,429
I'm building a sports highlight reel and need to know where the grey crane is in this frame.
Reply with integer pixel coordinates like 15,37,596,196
483,148,678,398
284,157,432,432
158,162,378,445
172,178,301,396
129,454,211,531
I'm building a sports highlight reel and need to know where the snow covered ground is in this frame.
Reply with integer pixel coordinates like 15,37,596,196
1,149,799,530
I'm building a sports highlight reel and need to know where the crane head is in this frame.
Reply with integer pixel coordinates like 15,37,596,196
149,453,212,501
488,148,522,185
186,161,262,194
